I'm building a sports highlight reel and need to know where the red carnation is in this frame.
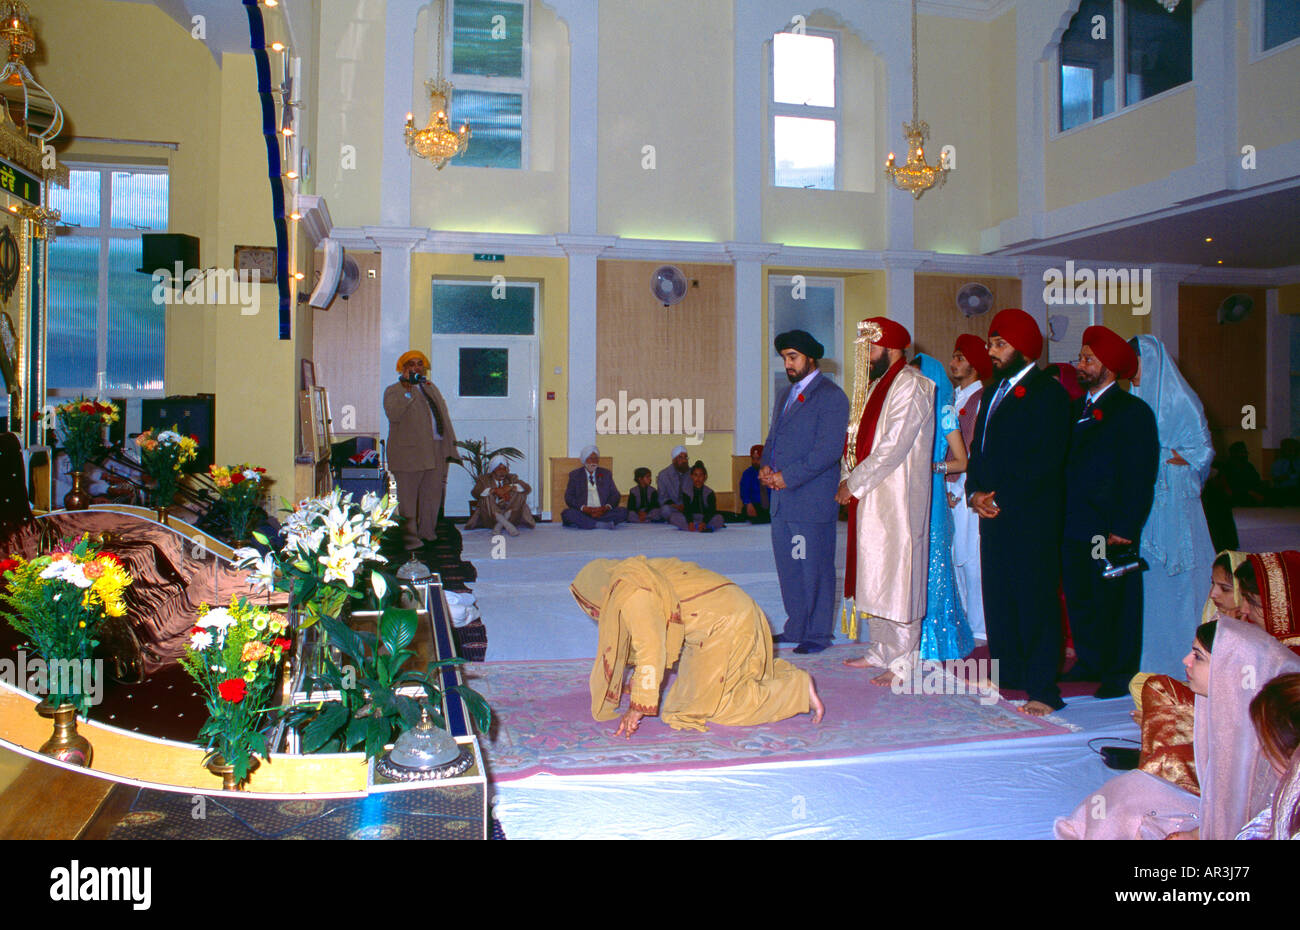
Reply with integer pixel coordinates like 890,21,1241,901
79,402,95,414
190,626,204,635
1013,385,1026,398
190,434,200,443
272,637,292,651
1092,408,1104,421
218,678,247,703
0,557,19,575
230,472,245,484
254,467,266,474
798,394,806,403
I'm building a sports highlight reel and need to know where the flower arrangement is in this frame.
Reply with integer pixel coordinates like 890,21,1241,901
135,426,199,509
55,398,119,473
0,536,132,716
233,487,399,629
209,463,270,542
179,596,291,782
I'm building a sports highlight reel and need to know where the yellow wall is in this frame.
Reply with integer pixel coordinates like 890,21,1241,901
314,0,387,228
987,9,1019,228
409,1,569,233
1238,1,1300,152
1044,71,1197,212
597,0,734,241
408,253,567,505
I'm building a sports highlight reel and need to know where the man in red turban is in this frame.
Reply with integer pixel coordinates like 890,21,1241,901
1060,325,1159,698
838,317,936,686
966,309,1072,715
948,334,993,642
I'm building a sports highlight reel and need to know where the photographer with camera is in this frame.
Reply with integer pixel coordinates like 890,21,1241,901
384,350,460,550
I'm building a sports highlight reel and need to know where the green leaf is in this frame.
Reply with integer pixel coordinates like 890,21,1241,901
363,721,385,760
320,615,366,666
393,694,422,729
344,715,369,751
300,702,348,753
379,608,418,657
450,685,493,734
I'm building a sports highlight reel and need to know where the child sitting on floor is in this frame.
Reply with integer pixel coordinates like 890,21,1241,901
627,467,664,523
669,460,725,532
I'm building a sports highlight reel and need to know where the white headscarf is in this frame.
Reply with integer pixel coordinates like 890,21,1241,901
486,454,510,474
578,445,599,470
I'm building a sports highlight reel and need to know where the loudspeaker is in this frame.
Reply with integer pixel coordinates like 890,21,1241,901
137,234,200,280
141,394,215,471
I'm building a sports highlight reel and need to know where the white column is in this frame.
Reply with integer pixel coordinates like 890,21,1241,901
883,253,927,339
558,235,615,456
1265,288,1289,449
1192,0,1237,183
551,0,599,235
368,228,427,374
727,243,780,452
1147,266,1193,361
1017,257,1059,340
380,0,424,228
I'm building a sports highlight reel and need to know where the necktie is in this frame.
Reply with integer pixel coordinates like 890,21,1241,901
981,380,1012,452
1079,396,1096,422
783,386,799,416
419,388,445,436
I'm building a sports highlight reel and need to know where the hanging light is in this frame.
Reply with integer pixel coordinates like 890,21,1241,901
404,0,470,169
884,0,948,199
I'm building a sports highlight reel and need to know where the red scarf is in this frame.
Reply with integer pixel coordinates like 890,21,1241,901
844,356,907,599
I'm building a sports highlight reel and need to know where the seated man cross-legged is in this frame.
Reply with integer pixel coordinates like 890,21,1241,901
561,445,628,530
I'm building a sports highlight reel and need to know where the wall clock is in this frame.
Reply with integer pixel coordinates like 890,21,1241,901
234,245,277,284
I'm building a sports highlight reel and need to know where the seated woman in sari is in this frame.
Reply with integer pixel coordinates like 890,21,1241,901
570,556,824,738
1238,673,1300,840
1055,616,1300,839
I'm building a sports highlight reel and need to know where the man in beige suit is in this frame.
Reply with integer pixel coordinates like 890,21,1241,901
384,350,460,549
836,317,934,687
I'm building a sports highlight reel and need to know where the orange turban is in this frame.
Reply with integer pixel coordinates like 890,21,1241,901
396,350,430,374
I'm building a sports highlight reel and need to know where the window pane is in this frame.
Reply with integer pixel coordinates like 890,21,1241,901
47,237,100,390
1265,0,1300,50
433,282,535,334
449,90,522,168
106,239,165,391
773,116,835,190
772,32,835,107
110,171,169,230
1059,0,1115,130
1125,0,1191,104
50,169,100,228
452,0,524,78
459,347,509,397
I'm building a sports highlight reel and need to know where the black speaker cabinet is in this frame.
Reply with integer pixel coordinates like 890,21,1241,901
141,394,215,471
138,234,200,282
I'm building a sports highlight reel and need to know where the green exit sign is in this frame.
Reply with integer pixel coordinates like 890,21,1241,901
473,253,505,263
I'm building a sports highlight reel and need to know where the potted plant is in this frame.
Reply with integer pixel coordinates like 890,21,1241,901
135,426,198,520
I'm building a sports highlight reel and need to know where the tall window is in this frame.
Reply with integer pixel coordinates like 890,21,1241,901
447,0,528,169
1264,0,1300,51
48,165,169,395
1059,0,1191,133
770,30,839,190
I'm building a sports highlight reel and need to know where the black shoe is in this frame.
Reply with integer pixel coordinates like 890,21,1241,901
771,632,798,645
1094,683,1129,700
793,641,828,654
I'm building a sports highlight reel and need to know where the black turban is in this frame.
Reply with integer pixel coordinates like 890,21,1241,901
774,329,824,359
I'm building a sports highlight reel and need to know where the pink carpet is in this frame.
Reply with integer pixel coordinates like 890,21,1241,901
465,646,1073,781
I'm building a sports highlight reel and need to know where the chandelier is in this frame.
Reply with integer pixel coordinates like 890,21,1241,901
884,0,948,199
0,1,61,143
404,0,469,169
1157,0,1182,10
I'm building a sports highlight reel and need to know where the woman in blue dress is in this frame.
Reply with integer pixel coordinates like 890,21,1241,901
913,354,975,662
1129,335,1216,677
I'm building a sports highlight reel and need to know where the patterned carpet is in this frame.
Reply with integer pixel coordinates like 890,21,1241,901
466,647,1072,781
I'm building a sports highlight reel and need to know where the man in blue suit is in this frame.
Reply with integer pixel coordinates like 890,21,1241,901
759,330,850,654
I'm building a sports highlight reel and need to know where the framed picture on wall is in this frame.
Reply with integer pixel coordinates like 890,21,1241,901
298,387,332,462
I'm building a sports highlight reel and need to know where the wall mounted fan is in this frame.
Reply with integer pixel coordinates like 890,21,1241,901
651,265,689,307
1216,294,1253,324
955,282,994,317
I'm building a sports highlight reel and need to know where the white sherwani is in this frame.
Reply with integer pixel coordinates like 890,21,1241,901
949,380,986,640
842,365,934,674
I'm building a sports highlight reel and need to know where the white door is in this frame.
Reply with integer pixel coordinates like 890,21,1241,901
429,279,539,517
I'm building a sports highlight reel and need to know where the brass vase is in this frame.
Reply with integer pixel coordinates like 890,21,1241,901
63,471,92,511
36,700,93,767
205,752,260,791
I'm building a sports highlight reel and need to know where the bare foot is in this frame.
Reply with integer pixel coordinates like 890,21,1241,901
870,670,898,688
1018,700,1054,717
842,655,878,669
808,676,825,723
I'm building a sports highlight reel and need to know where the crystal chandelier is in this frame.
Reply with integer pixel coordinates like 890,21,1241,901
0,1,62,143
404,0,470,169
884,0,948,199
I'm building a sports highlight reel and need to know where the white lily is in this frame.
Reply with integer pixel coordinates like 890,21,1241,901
319,545,362,587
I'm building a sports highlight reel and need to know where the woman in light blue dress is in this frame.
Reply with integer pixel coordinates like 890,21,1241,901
914,354,974,662
1130,335,1216,677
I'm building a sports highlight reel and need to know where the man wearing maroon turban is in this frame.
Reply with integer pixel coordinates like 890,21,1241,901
1061,325,1159,698
966,309,1071,715
838,317,935,686
948,334,993,642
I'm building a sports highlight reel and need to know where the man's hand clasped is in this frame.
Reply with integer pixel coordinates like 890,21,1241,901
969,491,1000,519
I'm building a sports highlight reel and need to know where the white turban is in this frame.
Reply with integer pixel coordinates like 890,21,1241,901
670,445,687,460
578,445,599,465
487,455,510,473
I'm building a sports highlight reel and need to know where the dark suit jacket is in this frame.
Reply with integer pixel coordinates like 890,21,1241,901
1063,385,1160,543
760,371,850,523
967,365,1072,539
565,467,620,510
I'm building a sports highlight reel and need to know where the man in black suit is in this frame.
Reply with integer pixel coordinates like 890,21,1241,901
966,309,1071,716
1061,326,1159,699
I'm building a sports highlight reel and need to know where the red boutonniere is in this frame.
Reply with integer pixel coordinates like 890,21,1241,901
1013,385,1026,398
959,407,967,417
797,394,806,403
1092,408,1104,421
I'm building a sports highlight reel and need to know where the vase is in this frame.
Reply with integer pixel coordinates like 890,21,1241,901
36,700,93,768
63,471,92,511
204,752,260,791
